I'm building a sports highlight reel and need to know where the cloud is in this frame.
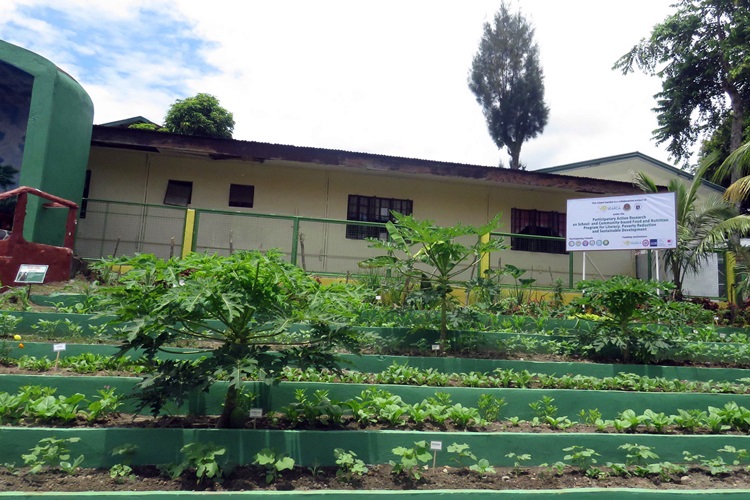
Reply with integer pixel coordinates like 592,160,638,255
0,0,679,169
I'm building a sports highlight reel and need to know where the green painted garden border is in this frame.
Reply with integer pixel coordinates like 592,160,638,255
2,427,750,468
6,490,750,499
2,373,750,419
10,342,750,384
336,353,750,383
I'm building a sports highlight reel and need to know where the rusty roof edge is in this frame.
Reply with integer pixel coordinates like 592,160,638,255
90,126,641,195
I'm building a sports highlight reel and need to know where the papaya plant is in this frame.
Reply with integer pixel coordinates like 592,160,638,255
92,250,362,428
571,276,674,363
359,212,506,348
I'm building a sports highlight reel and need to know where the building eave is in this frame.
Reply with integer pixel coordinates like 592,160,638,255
90,126,642,195
536,151,725,193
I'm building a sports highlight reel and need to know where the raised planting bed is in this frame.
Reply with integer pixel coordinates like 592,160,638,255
3,373,750,429
10,342,750,384
4,427,750,468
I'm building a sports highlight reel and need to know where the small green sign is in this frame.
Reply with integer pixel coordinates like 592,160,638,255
15,264,48,284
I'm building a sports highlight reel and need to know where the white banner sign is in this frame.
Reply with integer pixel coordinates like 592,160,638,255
566,193,677,252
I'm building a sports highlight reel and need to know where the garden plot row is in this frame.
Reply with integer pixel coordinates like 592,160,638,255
11,341,750,385
6,489,750,499
4,426,750,470
3,372,750,431
7,309,750,368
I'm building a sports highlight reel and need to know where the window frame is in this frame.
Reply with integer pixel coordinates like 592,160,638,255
228,183,255,208
163,179,193,207
346,194,413,240
510,208,567,254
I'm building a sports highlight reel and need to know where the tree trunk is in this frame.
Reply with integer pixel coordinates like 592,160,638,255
672,261,683,300
216,384,238,429
439,294,448,352
726,80,745,302
507,144,522,170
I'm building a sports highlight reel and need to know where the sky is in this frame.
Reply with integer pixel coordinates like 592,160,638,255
0,0,680,171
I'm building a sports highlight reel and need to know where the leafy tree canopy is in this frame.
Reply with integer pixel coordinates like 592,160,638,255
163,93,235,139
614,0,750,168
468,2,549,170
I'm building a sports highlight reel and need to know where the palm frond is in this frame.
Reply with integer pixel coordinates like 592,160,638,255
725,175,750,204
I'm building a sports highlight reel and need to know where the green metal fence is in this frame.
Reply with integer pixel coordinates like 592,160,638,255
76,199,186,259
191,208,391,275
74,199,729,298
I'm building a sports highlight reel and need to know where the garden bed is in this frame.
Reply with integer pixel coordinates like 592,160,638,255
4,462,750,494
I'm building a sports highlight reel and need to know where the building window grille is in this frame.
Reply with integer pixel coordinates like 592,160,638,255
346,194,413,240
511,208,566,254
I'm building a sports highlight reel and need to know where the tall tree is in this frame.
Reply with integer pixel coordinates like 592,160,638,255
468,2,549,170
163,93,235,139
613,0,750,180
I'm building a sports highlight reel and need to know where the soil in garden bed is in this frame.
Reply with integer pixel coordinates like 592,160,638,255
3,464,750,492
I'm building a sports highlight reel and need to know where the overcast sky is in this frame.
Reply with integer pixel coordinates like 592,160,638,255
0,0,680,170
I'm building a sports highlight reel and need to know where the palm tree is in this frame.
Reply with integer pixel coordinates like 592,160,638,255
710,141,750,300
634,171,750,298
715,141,750,206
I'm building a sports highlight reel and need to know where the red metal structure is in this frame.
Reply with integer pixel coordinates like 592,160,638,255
0,186,78,287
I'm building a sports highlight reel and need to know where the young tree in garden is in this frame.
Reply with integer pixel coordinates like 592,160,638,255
468,2,549,170
163,93,235,139
359,213,505,348
634,170,750,298
613,0,750,178
92,251,362,428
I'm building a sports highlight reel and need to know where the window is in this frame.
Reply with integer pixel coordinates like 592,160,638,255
346,194,413,240
164,180,193,207
511,208,566,254
79,170,91,218
228,183,254,208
